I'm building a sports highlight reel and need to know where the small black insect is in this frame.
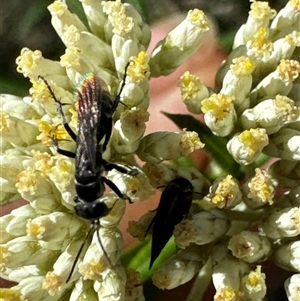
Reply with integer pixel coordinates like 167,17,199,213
39,66,134,281
147,177,194,268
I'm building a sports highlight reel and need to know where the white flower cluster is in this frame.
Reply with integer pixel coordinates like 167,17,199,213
1,0,209,301
1,0,299,300
164,1,300,300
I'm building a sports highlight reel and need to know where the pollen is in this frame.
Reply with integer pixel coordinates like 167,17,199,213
230,56,255,77
243,266,265,289
179,129,204,156
102,0,133,35
0,245,11,272
179,71,201,100
60,46,81,68
32,151,53,175
247,168,275,204
212,175,236,208
187,9,210,30
121,107,149,129
15,47,42,77
26,219,45,239
127,51,150,83
201,93,234,120
15,168,39,195
214,286,237,301
277,59,300,82
285,31,300,46
47,0,68,16
37,120,68,147
42,271,63,296
79,258,105,281
0,111,10,132
239,128,268,156
174,219,197,249
56,157,73,173
30,78,51,103
274,95,300,121
249,1,276,21
249,27,273,56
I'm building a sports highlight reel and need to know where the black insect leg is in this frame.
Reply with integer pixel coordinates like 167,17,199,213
110,62,131,112
102,159,138,176
101,176,128,200
51,136,76,158
38,75,77,141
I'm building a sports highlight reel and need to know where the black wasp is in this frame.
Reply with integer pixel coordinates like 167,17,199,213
147,177,194,268
39,65,134,281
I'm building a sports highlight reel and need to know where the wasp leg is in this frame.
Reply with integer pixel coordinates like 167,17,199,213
38,75,77,141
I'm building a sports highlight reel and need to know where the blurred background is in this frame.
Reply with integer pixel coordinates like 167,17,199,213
1,0,286,96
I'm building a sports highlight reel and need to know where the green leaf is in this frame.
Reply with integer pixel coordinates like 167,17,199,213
122,236,177,283
163,112,244,179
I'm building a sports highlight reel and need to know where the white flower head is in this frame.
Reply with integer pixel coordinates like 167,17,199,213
150,9,210,76
228,231,272,263
201,93,237,137
241,265,267,300
284,273,300,301
227,128,269,165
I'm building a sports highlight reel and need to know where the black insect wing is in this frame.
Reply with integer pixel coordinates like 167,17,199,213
149,177,194,268
73,74,111,220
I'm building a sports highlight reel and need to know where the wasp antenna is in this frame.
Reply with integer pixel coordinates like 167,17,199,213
66,223,95,283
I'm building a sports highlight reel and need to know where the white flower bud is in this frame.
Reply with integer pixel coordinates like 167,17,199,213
106,169,155,203
16,276,47,300
80,0,108,39
250,59,300,103
201,93,237,137
274,241,300,272
220,56,255,110
16,47,65,80
261,207,300,239
228,231,272,263
137,129,204,164
241,95,300,135
69,277,99,301
48,0,88,45
261,31,300,73
227,128,269,165
233,1,276,48
174,209,229,249
264,127,300,161
206,175,242,209
152,246,205,290
94,265,126,301
150,9,210,77
242,168,275,208
270,0,300,39
0,153,26,204
79,227,123,281
125,269,144,301
112,108,149,155
178,71,210,114
212,247,250,296
284,274,300,301
241,266,266,301
142,162,178,187
127,211,155,241
26,212,82,244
